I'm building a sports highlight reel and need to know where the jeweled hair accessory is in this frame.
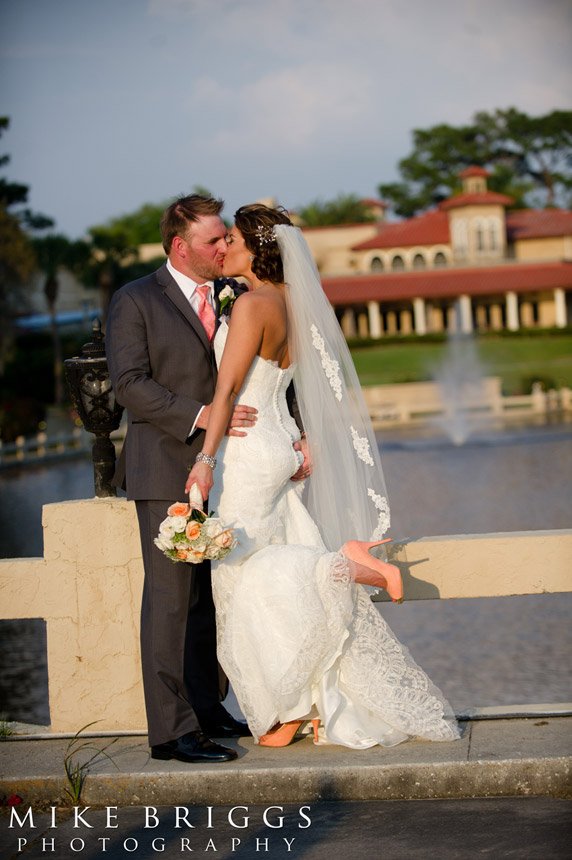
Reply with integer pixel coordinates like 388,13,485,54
255,225,276,245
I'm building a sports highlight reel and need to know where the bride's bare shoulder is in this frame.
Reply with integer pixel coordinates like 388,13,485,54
232,288,284,319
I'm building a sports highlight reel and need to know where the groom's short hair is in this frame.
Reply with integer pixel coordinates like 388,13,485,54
161,194,224,254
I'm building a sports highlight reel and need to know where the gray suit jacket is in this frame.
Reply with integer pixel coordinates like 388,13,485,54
106,264,241,501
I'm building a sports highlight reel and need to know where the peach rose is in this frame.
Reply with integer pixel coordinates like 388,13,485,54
187,549,206,563
214,530,234,549
168,502,190,517
176,549,189,560
185,521,202,541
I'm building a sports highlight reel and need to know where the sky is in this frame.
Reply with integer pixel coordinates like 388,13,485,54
2,0,572,239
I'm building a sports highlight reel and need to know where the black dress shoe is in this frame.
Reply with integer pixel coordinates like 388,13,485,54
151,731,238,763
199,711,251,738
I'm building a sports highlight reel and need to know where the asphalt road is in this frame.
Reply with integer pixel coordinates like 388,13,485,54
1,798,570,859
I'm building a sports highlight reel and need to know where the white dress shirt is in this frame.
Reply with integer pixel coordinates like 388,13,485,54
166,258,215,435
166,258,215,316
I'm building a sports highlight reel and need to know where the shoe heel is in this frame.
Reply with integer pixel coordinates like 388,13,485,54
311,719,320,743
365,538,392,549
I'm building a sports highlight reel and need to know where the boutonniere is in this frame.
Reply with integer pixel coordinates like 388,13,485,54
218,282,238,316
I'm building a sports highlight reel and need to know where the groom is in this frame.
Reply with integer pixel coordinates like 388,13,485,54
106,195,256,763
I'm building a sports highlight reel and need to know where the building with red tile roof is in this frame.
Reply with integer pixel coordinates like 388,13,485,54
300,168,571,337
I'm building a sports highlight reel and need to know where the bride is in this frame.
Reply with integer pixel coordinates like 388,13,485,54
186,204,459,749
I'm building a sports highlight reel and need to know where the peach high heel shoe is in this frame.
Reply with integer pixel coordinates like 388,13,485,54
342,539,403,603
258,719,320,747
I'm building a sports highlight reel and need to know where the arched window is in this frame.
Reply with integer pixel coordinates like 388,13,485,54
371,256,384,272
452,219,468,257
434,252,447,268
391,255,405,271
412,253,426,270
475,218,485,252
488,217,501,251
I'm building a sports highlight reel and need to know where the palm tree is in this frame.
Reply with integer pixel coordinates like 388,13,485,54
32,234,75,406
73,226,137,324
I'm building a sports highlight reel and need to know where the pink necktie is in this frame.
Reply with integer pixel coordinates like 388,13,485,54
196,284,216,341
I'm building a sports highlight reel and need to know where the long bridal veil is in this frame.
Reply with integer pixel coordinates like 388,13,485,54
275,225,391,554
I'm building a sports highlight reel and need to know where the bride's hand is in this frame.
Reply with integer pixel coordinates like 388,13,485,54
185,463,213,501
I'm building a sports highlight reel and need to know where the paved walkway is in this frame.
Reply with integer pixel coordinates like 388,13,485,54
1,716,570,808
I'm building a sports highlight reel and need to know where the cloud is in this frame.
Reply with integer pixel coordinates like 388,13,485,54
191,63,374,154
159,0,572,147
5,0,572,236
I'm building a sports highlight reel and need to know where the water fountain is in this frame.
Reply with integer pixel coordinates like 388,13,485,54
433,300,488,445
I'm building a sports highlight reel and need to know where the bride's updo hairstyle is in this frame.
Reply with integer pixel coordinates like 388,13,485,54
234,204,293,284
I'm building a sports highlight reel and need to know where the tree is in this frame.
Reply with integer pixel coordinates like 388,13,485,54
70,227,137,324
297,193,377,227
103,201,168,246
0,117,54,231
378,108,572,217
32,234,76,406
0,117,56,375
102,186,220,245
76,187,222,322
477,108,572,208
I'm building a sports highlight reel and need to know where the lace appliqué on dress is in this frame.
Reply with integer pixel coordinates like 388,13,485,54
340,589,459,742
331,551,351,583
350,425,374,466
311,324,343,401
368,488,391,538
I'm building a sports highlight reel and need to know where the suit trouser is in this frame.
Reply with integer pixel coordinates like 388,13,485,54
136,499,224,746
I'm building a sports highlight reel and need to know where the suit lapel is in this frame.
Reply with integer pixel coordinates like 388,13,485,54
157,264,212,354
213,279,221,316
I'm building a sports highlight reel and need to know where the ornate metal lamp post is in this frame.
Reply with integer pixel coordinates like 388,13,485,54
64,319,124,497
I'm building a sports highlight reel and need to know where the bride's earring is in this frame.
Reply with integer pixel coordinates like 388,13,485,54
249,255,254,261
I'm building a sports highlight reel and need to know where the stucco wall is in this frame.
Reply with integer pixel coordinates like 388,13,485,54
515,236,567,262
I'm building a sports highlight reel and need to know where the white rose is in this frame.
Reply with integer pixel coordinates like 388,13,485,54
154,535,173,551
168,516,188,533
218,285,234,300
203,517,222,537
192,542,208,555
159,520,175,539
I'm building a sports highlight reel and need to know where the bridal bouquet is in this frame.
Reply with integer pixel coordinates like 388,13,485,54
154,486,237,564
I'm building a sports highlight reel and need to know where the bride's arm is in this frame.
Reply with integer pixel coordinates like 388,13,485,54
185,294,264,500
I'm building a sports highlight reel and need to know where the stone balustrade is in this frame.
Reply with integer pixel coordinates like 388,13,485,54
362,378,571,428
0,498,570,733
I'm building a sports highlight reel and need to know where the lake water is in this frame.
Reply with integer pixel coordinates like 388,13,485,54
0,422,571,725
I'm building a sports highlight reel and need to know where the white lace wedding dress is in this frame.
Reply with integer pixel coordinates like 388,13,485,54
209,321,459,748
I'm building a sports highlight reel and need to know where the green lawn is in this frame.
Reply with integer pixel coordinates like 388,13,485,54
350,333,572,394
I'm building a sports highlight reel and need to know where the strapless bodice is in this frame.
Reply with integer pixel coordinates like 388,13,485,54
214,319,298,438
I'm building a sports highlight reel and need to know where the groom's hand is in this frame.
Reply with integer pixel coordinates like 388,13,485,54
227,403,258,437
195,403,258,437
291,437,312,482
